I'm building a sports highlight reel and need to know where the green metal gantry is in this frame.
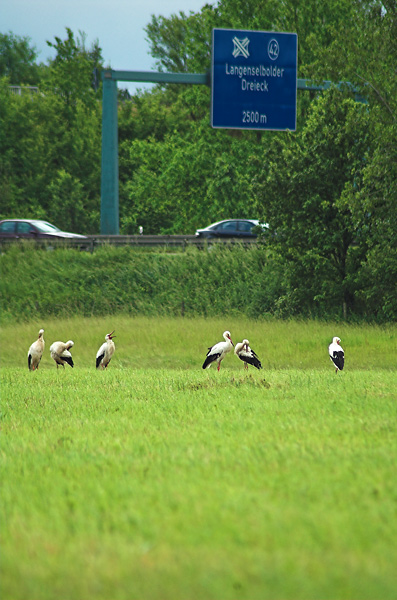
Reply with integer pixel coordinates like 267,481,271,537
100,69,363,234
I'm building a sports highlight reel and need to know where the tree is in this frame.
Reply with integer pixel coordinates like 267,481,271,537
0,78,48,218
145,4,217,73
305,0,396,319
0,29,103,233
46,170,99,233
43,28,103,115
119,113,264,235
308,0,396,119
256,88,373,319
0,32,41,85
346,114,397,320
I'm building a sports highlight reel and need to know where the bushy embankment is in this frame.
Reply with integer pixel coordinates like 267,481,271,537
1,243,285,323
0,243,391,323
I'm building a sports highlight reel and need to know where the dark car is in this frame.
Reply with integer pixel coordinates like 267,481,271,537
195,219,267,239
0,219,87,241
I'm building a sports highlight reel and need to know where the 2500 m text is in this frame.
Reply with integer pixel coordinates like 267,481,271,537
242,111,267,124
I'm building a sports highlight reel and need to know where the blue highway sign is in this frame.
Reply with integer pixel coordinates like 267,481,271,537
211,28,298,131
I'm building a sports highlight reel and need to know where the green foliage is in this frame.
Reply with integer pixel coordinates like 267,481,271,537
0,31,41,85
120,116,265,234
0,78,48,216
1,244,395,323
0,29,102,233
309,0,396,119
256,88,376,317
46,170,99,234
145,4,217,73
44,28,103,112
0,244,275,322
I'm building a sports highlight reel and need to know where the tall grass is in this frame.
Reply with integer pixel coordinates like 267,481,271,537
0,242,384,323
0,243,268,321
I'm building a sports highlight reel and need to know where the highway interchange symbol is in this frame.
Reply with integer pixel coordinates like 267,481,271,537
232,36,250,58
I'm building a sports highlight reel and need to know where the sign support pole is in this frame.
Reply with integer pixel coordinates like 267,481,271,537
100,69,208,234
100,74,119,235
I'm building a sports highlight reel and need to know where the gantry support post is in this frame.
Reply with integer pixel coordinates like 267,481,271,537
100,72,119,235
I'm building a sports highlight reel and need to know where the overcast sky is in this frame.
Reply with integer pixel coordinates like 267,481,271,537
3,0,212,93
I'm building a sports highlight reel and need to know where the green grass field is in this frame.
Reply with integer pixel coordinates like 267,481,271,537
1,317,397,599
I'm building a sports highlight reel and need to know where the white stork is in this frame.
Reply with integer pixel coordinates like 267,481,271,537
234,339,262,370
96,330,116,369
50,340,74,368
28,328,45,371
202,330,234,371
328,336,344,373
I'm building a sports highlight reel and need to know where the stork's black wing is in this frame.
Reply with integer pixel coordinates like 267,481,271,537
202,351,221,369
331,350,344,371
239,350,262,369
63,355,74,368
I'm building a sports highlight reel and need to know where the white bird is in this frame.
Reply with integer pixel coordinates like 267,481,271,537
28,328,45,370
96,330,116,369
328,336,344,373
234,339,262,370
50,340,74,368
202,331,234,371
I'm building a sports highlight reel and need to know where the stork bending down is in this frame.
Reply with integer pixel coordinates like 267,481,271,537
50,340,74,368
234,339,262,370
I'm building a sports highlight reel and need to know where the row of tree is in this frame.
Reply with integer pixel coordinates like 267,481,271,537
0,0,396,320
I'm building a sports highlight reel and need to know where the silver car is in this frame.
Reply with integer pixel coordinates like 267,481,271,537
0,219,87,240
